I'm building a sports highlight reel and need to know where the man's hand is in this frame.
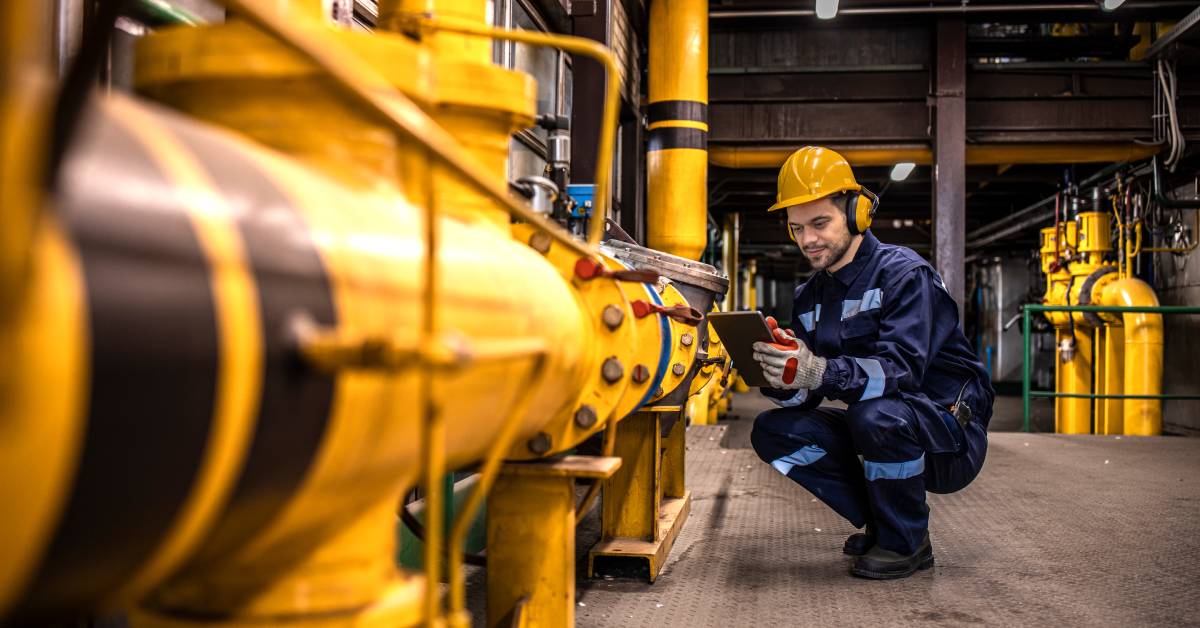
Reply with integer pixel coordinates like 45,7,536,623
752,316,827,390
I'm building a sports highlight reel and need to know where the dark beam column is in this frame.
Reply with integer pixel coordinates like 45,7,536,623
569,0,609,182
618,111,646,244
933,18,966,309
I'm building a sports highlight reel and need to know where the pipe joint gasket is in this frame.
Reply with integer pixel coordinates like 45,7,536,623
1077,266,1118,327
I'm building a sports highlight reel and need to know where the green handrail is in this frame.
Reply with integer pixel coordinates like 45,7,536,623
1021,304,1200,432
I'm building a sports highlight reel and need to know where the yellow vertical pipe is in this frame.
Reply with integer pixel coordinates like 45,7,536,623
743,259,758,311
1059,328,1093,434
721,213,739,311
647,0,707,261
1097,325,1125,435
1054,330,1063,433
1100,278,1163,436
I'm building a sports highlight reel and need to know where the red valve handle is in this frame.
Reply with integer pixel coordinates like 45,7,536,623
574,258,659,284
630,300,703,326
765,315,798,385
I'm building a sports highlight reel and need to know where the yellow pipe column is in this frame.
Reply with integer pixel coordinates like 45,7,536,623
1099,278,1163,436
721,213,739,311
1096,325,1125,435
743,258,758,310
1058,329,1093,434
647,0,708,261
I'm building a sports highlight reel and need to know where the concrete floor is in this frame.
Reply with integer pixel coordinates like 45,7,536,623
470,391,1200,626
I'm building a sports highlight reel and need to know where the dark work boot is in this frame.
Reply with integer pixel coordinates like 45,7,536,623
850,534,934,579
842,524,876,556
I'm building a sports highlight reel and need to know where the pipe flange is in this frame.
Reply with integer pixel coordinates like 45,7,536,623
601,240,729,297
1077,266,1118,327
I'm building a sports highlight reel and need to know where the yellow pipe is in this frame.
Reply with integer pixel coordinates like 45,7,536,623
721,213,740,311
708,143,1161,169
1058,327,1093,434
647,0,708,261
711,146,933,169
1098,277,1163,436
743,259,757,310
1096,325,1125,435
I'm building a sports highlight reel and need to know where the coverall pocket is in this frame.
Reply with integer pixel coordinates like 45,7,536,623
839,313,879,351
904,394,962,455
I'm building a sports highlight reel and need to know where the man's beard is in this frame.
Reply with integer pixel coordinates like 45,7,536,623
807,231,854,271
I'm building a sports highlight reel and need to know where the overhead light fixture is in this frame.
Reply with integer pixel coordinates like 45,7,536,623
816,0,839,20
1101,0,1126,9
890,162,916,181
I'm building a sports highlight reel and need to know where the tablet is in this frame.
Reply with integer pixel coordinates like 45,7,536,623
707,311,777,388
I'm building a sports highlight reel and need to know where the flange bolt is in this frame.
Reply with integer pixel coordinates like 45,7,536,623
602,357,624,383
602,304,625,330
527,432,552,455
575,405,598,429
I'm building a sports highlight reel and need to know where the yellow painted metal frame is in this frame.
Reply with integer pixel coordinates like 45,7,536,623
487,455,620,628
588,409,691,583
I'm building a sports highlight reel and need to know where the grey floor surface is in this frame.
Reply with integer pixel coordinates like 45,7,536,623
469,392,1200,627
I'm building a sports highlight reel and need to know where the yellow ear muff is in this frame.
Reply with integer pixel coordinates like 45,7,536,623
846,188,879,234
854,193,873,233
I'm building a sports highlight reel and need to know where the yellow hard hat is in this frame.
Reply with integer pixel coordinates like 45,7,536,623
767,146,861,212
769,146,878,235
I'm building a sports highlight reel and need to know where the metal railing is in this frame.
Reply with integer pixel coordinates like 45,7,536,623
1020,303,1200,432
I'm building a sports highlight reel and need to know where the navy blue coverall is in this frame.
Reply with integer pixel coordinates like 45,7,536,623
751,230,994,556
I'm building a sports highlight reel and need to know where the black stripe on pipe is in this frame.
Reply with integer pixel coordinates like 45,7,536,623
648,127,708,152
15,104,220,621
647,100,708,125
162,108,338,567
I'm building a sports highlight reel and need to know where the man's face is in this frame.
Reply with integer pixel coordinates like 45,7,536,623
786,197,854,271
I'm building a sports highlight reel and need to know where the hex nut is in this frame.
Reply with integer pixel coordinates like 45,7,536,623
527,432,552,455
602,357,624,383
602,304,624,330
681,333,694,347
574,405,598,429
654,387,664,398
528,231,553,254
672,362,686,376
631,364,651,384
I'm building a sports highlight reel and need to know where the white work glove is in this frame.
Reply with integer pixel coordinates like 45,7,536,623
752,316,827,390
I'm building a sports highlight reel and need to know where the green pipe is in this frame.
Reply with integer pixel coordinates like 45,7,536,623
1022,308,1032,433
1029,392,1200,400
132,0,204,26
1024,304,1200,314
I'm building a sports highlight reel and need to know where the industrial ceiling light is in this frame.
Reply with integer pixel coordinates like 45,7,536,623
890,162,916,181
816,0,839,20
1101,0,1126,9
